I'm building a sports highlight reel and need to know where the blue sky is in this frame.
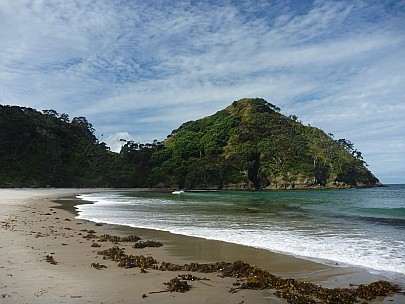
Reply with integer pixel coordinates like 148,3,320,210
1,0,404,183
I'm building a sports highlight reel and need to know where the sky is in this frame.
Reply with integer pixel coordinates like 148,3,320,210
1,0,404,184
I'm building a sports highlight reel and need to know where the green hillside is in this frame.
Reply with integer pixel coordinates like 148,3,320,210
0,105,114,187
148,98,380,189
0,99,381,189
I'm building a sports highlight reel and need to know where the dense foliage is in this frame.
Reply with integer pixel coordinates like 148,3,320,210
149,98,380,189
0,106,109,187
0,99,380,189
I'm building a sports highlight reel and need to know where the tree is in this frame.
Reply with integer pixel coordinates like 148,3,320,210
336,138,354,153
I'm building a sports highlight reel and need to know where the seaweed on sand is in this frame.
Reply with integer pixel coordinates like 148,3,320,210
164,277,191,293
97,246,157,269
133,240,163,248
96,241,401,303
98,234,141,243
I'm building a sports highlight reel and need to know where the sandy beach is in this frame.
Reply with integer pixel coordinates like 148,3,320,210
0,188,403,303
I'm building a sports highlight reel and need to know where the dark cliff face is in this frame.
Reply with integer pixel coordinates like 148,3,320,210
154,98,381,190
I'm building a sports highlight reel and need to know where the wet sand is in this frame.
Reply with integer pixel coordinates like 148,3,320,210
0,188,403,303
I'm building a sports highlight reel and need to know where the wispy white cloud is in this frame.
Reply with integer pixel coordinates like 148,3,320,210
0,0,404,183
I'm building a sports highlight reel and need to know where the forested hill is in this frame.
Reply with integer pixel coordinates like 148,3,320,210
0,105,114,187
0,99,381,189
150,98,380,189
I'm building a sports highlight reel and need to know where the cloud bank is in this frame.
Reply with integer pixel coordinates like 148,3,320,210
1,0,404,183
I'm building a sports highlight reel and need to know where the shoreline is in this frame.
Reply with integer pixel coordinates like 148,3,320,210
65,196,397,284
0,188,403,303
56,195,331,273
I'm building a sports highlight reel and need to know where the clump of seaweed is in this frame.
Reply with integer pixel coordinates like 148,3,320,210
221,260,253,278
274,290,316,304
159,261,184,272
159,260,251,275
83,233,97,239
90,262,107,270
97,246,157,269
164,277,190,293
98,234,141,243
118,254,157,269
82,229,97,239
98,246,126,261
91,242,101,247
133,240,163,249
45,255,57,265
178,274,213,287
352,281,401,301
178,274,200,281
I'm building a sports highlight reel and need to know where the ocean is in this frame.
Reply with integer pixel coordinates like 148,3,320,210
76,185,405,280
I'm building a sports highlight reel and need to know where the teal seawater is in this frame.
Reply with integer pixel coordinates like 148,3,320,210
76,185,405,279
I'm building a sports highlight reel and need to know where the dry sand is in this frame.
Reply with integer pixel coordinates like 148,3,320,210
0,188,403,303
